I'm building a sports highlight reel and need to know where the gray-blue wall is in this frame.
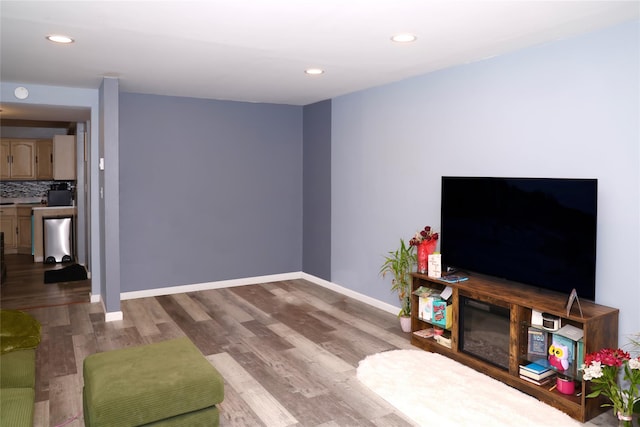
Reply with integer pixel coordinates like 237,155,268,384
100,78,121,312
119,93,303,291
331,20,639,342
303,100,332,280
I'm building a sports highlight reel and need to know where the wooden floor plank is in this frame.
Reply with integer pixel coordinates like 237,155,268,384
120,299,163,337
171,292,212,322
207,352,299,427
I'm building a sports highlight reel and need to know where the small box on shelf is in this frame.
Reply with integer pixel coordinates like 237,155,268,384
432,300,452,329
435,334,451,348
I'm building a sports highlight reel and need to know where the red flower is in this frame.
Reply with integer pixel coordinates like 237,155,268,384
584,348,630,367
409,226,439,246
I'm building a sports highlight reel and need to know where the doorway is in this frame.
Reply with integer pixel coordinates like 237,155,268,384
0,111,92,308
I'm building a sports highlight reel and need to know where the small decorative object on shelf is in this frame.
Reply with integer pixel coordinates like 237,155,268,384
556,376,576,395
548,339,573,371
427,252,441,278
409,225,439,274
528,327,549,357
581,346,640,427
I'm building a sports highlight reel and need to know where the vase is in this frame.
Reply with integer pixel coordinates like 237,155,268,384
399,315,412,333
617,411,633,427
416,240,437,273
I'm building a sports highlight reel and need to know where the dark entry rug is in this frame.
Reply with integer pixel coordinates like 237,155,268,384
44,264,87,284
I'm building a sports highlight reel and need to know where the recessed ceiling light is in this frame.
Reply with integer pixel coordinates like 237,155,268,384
391,33,417,43
305,68,324,75
46,34,74,44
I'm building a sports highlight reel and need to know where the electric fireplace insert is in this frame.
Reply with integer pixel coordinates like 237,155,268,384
459,296,511,370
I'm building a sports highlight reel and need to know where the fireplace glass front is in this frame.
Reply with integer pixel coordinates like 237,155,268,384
459,296,511,370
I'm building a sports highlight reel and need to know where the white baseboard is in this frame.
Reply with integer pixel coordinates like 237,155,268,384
104,310,123,322
100,271,398,321
94,295,123,322
119,271,302,300
301,273,398,316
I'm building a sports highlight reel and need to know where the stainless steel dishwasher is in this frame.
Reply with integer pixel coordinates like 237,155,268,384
43,216,74,263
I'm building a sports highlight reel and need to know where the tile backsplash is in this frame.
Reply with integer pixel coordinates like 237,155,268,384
1,181,75,199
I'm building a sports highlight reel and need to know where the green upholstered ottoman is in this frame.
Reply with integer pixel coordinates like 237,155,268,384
0,349,36,389
0,387,35,427
83,337,224,427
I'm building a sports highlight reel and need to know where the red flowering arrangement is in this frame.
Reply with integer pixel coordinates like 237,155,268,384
409,226,439,247
581,347,640,425
410,226,439,274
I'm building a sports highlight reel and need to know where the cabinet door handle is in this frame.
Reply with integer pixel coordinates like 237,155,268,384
35,155,39,164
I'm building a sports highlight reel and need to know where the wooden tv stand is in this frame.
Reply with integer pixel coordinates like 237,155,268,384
410,272,619,423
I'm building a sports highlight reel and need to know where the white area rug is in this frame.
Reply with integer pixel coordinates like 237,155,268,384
357,349,582,427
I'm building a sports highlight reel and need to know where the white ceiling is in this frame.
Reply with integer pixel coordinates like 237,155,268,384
1,0,638,122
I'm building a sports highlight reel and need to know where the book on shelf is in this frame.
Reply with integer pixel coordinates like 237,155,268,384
519,374,556,387
527,327,549,357
555,324,584,341
437,275,469,284
576,339,585,369
412,286,439,297
432,300,452,328
413,328,435,339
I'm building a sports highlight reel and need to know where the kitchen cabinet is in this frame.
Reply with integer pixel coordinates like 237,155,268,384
53,135,76,180
0,139,36,180
0,140,8,180
36,139,54,180
0,206,17,253
17,206,33,254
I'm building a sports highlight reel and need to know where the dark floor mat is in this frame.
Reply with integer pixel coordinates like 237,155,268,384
44,264,87,284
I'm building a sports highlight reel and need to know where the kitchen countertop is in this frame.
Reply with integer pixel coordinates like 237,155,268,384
0,203,74,209
32,205,75,210
0,198,74,209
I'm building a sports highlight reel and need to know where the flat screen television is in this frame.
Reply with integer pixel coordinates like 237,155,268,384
440,177,598,301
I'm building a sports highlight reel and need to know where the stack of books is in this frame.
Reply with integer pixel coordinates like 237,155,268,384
413,328,435,339
519,360,556,386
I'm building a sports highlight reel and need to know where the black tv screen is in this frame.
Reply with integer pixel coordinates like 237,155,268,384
440,177,598,301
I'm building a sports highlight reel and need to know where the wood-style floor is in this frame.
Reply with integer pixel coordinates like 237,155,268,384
0,254,91,310
0,255,617,426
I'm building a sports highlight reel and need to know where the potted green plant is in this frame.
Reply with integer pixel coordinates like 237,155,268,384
380,238,416,332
